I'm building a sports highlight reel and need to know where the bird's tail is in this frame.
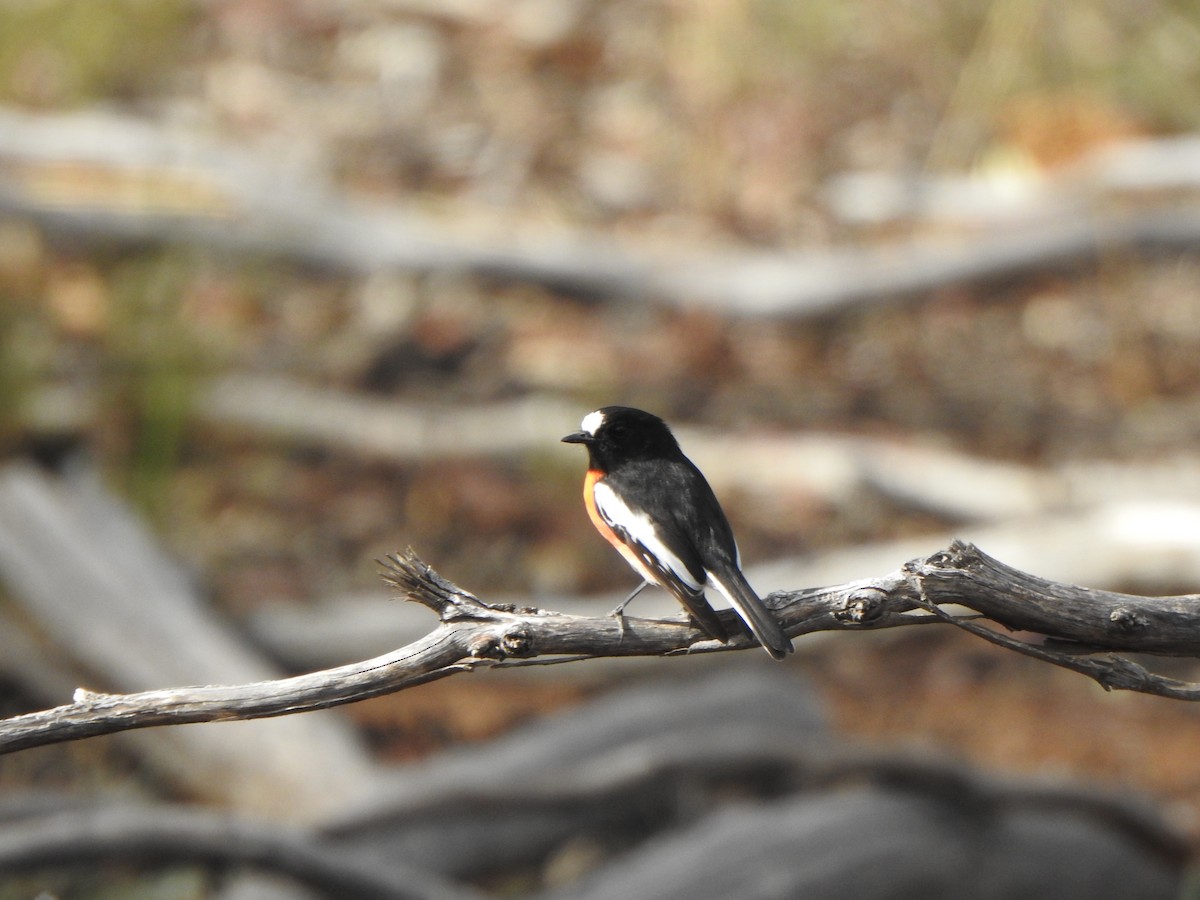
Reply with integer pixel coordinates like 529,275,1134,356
666,583,730,643
708,568,793,660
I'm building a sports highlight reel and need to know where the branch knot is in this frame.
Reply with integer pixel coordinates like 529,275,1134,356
836,588,889,624
468,624,534,660
1109,607,1149,634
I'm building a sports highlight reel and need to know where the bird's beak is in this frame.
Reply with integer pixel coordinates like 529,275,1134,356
561,432,591,444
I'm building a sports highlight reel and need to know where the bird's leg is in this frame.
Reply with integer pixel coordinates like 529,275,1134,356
609,580,651,618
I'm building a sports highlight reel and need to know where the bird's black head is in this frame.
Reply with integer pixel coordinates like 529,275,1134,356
562,406,680,470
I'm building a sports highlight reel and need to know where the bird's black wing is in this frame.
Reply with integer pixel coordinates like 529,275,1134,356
610,457,792,658
592,464,728,641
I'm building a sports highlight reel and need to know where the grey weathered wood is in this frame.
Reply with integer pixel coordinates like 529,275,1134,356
0,803,478,900
246,498,1200,671
321,667,1185,882
31,374,1200,534
4,540,1200,756
0,673,1181,892
5,108,1200,318
545,784,1182,900
324,666,828,876
198,377,578,461
914,542,1200,655
0,461,377,819
0,627,471,754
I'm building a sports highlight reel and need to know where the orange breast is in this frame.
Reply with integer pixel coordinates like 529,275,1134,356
584,469,651,576
583,469,618,546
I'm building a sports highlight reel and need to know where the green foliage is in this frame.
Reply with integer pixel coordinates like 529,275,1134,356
672,0,1200,160
0,868,209,900
106,251,203,518
0,0,191,106
0,303,37,445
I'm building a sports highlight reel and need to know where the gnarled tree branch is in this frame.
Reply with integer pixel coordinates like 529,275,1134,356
2,541,1199,755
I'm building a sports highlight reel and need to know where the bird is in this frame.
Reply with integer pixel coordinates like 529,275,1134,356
562,406,793,659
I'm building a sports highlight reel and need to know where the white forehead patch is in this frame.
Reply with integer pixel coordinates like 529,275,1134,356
581,409,606,436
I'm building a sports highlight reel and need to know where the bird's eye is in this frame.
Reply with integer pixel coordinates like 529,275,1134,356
606,423,626,440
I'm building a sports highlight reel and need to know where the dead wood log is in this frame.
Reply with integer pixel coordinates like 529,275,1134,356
319,668,1185,882
825,135,1200,227
321,667,828,877
0,803,478,900
0,672,1180,897
5,108,1200,317
198,377,1200,524
197,377,578,461
0,460,377,820
29,373,1200,525
0,672,1182,892
545,784,1182,900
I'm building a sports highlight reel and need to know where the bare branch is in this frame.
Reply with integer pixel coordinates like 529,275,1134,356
912,541,1200,655
911,602,1200,701
907,541,1200,700
3,541,1200,755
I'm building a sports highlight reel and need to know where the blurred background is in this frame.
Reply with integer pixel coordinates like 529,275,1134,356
3,0,1200,896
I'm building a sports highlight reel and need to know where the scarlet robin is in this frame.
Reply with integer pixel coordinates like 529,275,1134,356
563,406,792,659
